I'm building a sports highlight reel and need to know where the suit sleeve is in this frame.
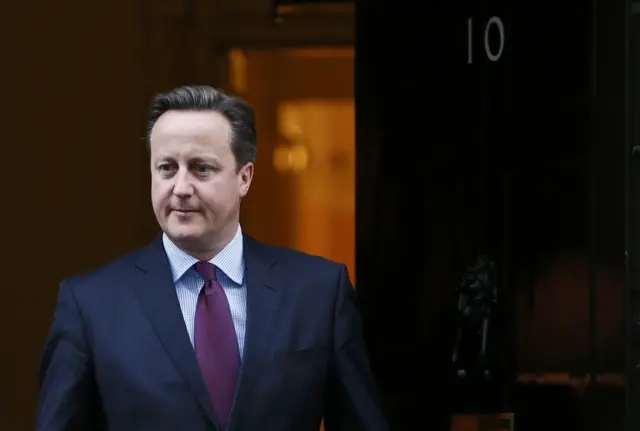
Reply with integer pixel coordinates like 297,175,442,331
36,280,103,431
323,265,389,431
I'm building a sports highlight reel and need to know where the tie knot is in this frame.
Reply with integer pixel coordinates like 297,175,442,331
195,261,217,283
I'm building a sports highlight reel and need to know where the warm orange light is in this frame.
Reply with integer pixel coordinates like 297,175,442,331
231,47,355,279
272,143,309,174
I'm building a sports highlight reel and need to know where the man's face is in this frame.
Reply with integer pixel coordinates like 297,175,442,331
150,110,253,257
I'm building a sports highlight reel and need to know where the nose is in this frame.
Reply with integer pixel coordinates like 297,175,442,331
172,170,194,197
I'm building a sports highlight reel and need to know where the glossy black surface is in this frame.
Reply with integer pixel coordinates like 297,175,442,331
355,0,627,429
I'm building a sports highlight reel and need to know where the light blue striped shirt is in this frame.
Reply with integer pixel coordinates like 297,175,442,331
161,225,247,357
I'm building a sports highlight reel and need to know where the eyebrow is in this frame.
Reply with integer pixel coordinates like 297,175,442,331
153,155,221,166
190,156,221,165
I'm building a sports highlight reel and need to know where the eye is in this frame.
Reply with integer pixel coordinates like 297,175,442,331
157,163,176,173
195,164,214,174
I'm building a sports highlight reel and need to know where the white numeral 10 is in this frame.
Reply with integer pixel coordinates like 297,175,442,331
467,16,505,64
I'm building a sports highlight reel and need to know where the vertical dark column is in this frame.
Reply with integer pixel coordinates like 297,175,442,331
626,2,640,430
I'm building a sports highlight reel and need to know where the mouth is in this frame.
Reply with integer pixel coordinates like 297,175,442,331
171,209,198,215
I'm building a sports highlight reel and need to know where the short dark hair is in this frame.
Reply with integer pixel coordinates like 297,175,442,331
147,85,257,169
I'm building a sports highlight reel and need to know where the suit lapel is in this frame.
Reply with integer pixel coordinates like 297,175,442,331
132,236,220,430
228,235,283,429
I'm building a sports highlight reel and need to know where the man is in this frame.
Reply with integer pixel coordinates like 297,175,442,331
36,85,388,431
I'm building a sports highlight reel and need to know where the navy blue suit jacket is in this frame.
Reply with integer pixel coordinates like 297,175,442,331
36,235,388,431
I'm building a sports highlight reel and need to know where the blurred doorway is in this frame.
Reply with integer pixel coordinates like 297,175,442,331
227,47,356,280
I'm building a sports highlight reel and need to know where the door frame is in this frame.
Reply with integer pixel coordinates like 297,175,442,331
626,1,640,430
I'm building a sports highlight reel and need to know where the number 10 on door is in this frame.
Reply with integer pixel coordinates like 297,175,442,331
467,16,505,64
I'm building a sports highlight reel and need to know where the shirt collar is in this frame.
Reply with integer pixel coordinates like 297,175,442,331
162,224,244,285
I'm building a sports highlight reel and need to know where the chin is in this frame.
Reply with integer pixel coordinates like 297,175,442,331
164,222,205,243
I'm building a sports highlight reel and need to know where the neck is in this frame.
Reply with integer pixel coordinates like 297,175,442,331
173,223,239,261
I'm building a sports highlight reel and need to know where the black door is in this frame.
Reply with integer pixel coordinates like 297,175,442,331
356,0,627,430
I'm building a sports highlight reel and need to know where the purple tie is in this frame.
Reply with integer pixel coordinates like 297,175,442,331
194,261,240,430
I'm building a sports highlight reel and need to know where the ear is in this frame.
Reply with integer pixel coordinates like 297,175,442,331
238,162,254,198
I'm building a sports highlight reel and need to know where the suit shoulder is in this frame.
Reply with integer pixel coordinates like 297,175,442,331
250,240,352,301
267,245,343,269
258,241,346,275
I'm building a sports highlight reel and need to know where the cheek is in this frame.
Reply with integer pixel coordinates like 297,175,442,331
151,182,171,208
197,185,238,213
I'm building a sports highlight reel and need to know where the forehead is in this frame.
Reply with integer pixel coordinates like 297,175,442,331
150,110,232,155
